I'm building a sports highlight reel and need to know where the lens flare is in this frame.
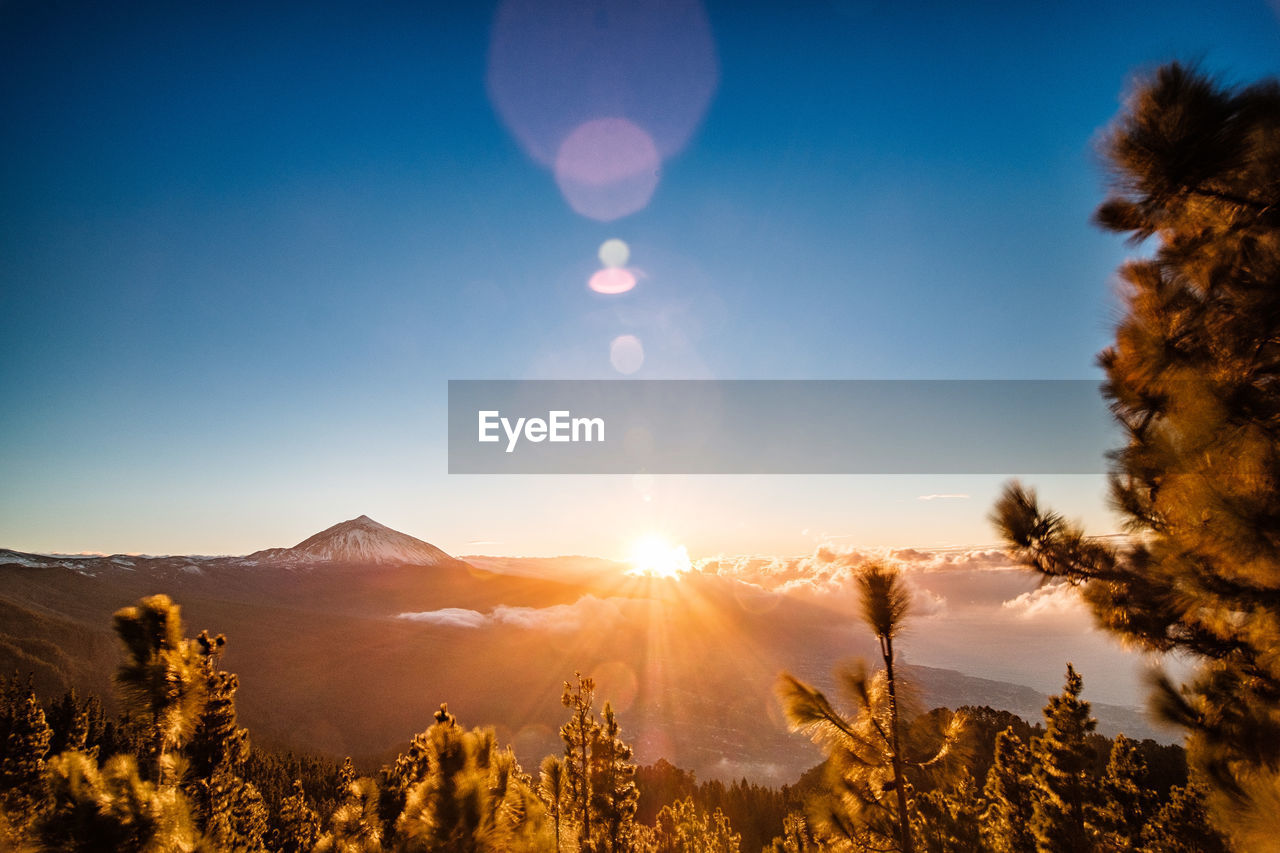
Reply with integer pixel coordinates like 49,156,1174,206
555,118,659,221
589,267,636,294
610,334,644,374
599,238,630,268
487,0,719,166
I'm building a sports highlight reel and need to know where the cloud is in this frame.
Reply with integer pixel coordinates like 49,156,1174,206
397,607,489,629
493,595,624,631
695,544,1018,595
1001,583,1090,622
397,595,625,632
918,494,971,501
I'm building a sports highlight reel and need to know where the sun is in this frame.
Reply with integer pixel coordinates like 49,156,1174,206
626,534,692,578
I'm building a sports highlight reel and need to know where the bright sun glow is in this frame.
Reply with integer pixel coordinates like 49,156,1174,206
626,534,692,578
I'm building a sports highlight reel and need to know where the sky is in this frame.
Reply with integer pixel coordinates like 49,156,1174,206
3,0,1279,558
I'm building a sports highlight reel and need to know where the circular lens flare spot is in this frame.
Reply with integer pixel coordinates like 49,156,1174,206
598,238,630,268
610,334,644,374
487,0,719,166
589,267,636,295
590,661,639,713
555,118,659,221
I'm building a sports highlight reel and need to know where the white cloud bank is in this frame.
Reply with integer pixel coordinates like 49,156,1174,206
397,595,624,632
1001,583,1092,622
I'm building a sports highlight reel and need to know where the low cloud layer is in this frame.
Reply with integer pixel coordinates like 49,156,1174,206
398,595,624,632
1002,583,1092,622
693,544,1018,602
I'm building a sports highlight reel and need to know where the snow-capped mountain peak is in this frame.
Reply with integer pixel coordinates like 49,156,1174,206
249,515,454,566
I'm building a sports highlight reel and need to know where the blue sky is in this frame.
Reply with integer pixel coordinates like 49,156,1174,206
3,0,1278,557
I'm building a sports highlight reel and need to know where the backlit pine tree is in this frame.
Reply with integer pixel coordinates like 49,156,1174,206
0,675,53,840
766,812,822,853
648,796,741,853
1093,734,1155,851
588,702,638,853
978,727,1037,853
778,562,965,853
316,774,384,853
1028,665,1098,853
393,703,552,852
274,779,322,853
38,751,201,853
1136,780,1229,853
991,62,1280,844
562,672,601,848
540,755,566,852
379,721,435,837
45,687,94,759
912,769,982,853
112,595,207,784
185,630,268,851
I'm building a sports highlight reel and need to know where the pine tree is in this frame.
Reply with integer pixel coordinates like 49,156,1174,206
991,62,1280,843
1028,666,1098,853
766,812,822,853
1136,781,1230,853
0,675,53,839
112,595,207,784
588,702,639,853
1093,734,1155,851
858,561,915,853
317,775,384,853
979,728,1036,853
393,703,552,852
561,672,601,848
46,687,92,758
379,724,435,838
184,630,269,851
912,769,982,853
274,780,322,853
778,562,964,852
540,755,566,852
650,796,742,853
38,750,202,852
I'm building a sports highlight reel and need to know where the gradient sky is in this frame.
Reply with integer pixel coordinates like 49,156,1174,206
3,0,1279,558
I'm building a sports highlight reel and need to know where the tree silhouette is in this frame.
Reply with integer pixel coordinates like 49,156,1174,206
991,61,1280,844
